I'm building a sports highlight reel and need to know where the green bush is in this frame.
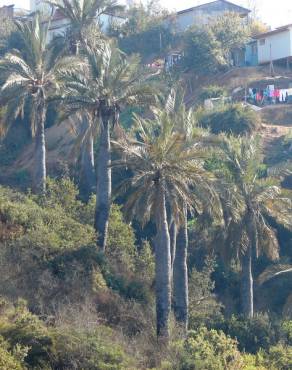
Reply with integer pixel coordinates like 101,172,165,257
0,300,53,368
264,344,292,370
0,186,96,310
171,327,244,370
282,321,292,345
214,314,278,353
51,326,133,370
0,335,27,370
188,258,223,328
199,85,227,102
107,204,137,273
197,104,260,135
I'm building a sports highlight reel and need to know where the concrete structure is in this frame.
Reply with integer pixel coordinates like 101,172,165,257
254,25,292,65
173,0,250,32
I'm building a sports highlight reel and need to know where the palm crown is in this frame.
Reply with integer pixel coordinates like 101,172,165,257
0,14,80,193
220,135,292,262
61,43,154,120
46,0,124,51
113,112,217,226
0,14,78,135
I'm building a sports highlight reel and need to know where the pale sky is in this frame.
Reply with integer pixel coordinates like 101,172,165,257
1,0,292,28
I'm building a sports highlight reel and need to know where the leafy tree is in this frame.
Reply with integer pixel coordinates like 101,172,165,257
210,12,250,64
61,43,154,250
0,15,79,194
248,18,269,37
118,1,169,36
183,27,226,74
219,136,292,318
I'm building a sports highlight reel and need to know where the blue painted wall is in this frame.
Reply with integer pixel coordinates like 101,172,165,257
245,41,258,66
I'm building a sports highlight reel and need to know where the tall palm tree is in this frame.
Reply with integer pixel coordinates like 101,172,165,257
219,136,292,318
61,43,154,250
113,112,216,339
0,15,79,194
46,0,120,196
161,88,221,331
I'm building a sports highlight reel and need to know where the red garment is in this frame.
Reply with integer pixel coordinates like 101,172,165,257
274,89,280,98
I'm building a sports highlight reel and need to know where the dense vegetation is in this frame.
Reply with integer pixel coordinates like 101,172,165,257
0,0,291,369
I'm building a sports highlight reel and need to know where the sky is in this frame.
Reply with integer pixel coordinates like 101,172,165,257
1,0,292,28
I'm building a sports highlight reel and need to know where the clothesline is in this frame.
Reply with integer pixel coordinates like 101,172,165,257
248,84,292,106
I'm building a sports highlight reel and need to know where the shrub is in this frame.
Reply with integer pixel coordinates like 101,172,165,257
214,314,278,353
199,85,227,102
51,326,133,370
172,327,244,370
282,321,292,345
264,344,292,370
0,186,96,310
107,204,137,274
188,258,223,328
0,335,27,370
197,104,260,135
0,300,53,368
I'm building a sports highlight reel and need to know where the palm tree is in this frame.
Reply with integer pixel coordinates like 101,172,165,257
46,0,120,196
161,88,221,331
113,112,216,339
0,15,79,194
60,43,154,250
46,0,123,54
219,136,292,318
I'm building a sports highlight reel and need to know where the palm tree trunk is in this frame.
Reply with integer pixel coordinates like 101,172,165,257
95,114,111,251
80,132,95,201
241,211,257,318
33,99,47,195
241,245,254,318
169,221,177,274
155,186,171,340
173,208,189,332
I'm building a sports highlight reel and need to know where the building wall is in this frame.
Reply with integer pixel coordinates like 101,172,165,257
245,41,258,66
257,29,292,64
46,13,125,43
0,5,14,18
175,0,249,32
30,0,51,14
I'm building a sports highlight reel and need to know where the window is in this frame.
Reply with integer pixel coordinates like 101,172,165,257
260,39,266,46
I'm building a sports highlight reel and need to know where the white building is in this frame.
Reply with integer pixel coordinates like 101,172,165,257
30,0,51,13
172,0,250,32
254,25,292,65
